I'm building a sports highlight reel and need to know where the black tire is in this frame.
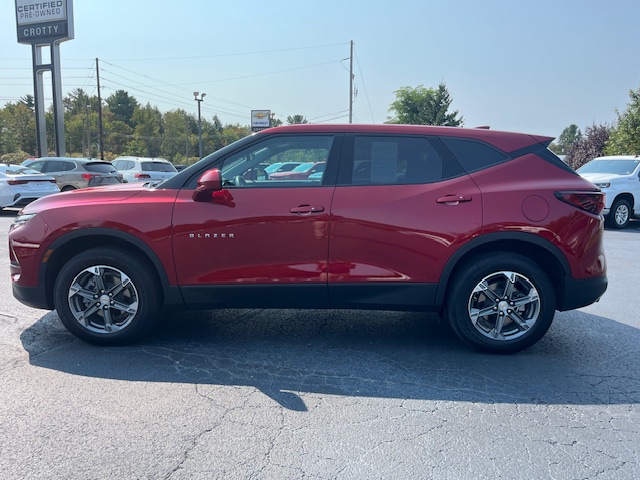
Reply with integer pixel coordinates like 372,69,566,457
445,252,556,353
606,199,631,229
54,247,161,345
61,185,76,192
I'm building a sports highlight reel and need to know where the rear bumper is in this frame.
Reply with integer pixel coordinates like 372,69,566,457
559,275,608,311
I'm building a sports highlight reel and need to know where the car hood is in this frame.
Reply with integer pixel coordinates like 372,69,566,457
579,172,627,182
20,182,148,214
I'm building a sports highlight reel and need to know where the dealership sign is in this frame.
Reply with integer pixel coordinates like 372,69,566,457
251,110,271,132
15,0,74,44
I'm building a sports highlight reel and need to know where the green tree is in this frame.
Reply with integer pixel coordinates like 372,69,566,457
553,124,582,155
286,114,308,125
63,88,92,116
19,94,35,111
131,103,163,157
605,85,640,155
1,102,37,156
106,90,139,128
162,109,192,161
387,83,463,126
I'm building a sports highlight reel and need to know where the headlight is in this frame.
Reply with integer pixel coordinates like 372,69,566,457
594,182,610,188
9,213,37,232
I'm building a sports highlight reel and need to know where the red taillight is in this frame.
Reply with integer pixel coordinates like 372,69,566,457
81,173,97,181
135,173,151,179
555,191,605,215
7,180,27,186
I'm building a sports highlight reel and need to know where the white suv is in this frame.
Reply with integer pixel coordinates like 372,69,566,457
112,156,177,184
578,155,640,228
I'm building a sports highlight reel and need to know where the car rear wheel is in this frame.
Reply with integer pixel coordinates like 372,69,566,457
54,247,161,345
445,252,556,353
607,199,631,229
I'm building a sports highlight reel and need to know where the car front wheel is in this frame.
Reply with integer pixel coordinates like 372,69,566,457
445,252,556,353
607,199,631,229
54,247,161,345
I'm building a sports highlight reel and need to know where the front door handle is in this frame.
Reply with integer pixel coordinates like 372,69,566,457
290,205,325,215
436,195,472,205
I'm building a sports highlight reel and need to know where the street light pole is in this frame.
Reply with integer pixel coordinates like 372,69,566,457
194,92,206,159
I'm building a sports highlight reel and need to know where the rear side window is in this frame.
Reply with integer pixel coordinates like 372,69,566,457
85,162,118,173
348,136,445,185
141,162,176,172
440,137,508,173
42,161,69,172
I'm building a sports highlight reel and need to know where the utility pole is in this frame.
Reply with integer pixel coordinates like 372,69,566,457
85,104,90,157
96,58,105,160
349,40,354,124
194,92,206,159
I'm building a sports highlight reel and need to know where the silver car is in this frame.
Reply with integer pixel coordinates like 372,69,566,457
112,156,178,183
22,157,124,191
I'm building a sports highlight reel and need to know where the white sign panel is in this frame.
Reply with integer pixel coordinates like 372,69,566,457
16,0,66,26
251,110,271,131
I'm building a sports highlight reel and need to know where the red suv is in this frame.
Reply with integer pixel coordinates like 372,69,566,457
9,124,607,353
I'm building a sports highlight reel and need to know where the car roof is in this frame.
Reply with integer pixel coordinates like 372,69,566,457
35,157,109,164
256,123,552,153
591,155,640,161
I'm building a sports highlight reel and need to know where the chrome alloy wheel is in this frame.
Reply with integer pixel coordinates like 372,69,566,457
614,203,630,227
468,270,541,341
67,265,139,334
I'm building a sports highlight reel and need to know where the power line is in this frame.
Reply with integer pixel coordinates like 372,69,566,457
354,45,376,123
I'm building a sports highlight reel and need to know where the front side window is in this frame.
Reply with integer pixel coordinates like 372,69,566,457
348,136,444,185
220,135,333,187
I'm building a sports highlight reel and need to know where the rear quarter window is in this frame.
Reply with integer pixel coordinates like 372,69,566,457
85,162,118,173
440,137,508,173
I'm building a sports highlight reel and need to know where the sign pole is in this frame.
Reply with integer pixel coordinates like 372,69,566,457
51,42,65,156
16,0,74,158
32,44,48,156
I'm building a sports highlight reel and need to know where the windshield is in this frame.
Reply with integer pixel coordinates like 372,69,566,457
0,166,42,175
265,163,283,173
291,163,314,173
578,159,640,175
141,162,177,172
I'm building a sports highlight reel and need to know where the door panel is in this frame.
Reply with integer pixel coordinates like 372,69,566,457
172,187,334,286
328,176,482,285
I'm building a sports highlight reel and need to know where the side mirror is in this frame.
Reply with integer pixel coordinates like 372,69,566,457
192,169,222,202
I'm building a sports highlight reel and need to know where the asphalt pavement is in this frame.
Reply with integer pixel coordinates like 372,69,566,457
0,211,638,479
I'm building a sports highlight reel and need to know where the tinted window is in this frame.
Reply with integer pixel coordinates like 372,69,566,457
85,162,118,173
440,137,508,173
141,162,177,172
42,161,66,172
349,136,444,185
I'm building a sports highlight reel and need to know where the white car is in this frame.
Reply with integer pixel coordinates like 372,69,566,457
0,164,60,210
577,155,640,228
111,156,178,184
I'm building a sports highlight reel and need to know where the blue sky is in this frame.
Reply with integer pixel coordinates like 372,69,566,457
2,0,639,138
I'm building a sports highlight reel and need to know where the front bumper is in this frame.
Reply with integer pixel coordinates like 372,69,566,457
12,282,52,310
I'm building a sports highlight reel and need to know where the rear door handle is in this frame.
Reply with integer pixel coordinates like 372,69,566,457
290,205,325,215
436,195,472,205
